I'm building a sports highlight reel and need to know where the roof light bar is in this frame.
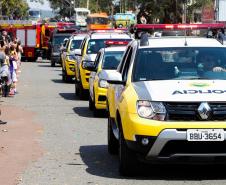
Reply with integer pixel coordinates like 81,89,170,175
105,40,129,46
133,23,225,30
90,28,128,34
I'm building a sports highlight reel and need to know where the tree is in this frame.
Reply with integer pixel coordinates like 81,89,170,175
0,0,29,19
136,0,213,24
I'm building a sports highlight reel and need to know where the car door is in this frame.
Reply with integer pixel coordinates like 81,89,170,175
114,46,134,113
89,51,102,100
107,45,132,119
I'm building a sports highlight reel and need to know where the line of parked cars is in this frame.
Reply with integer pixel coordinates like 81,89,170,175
55,24,226,176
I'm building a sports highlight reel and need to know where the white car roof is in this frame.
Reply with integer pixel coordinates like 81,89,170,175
140,37,225,48
104,46,127,52
72,34,86,40
91,33,131,39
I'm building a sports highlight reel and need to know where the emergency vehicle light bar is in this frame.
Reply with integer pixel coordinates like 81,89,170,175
133,23,225,31
90,28,128,34
105,40,129,46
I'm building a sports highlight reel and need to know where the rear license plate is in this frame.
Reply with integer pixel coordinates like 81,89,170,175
187,129,224,141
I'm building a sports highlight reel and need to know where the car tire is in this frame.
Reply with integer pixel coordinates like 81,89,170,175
108,116,119,155
51,60,55,67
93,92,100,117
89,94,94,110
77,80,85,100
119,125,139,176
75,82,79,97
62,68,66,82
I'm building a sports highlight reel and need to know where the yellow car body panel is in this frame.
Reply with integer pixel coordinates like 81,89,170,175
62,41,76,77
93,60,108,110
94,84,107,109
107,84,117,118
78,42,91,90
65,58,76,76
79,64,90,89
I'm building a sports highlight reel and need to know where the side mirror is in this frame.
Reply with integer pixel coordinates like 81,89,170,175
102,70,125,85
74,49,82,56
61,47,66,52
82,60,96,71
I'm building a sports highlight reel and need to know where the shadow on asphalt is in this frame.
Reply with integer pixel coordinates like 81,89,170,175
52,79,74,84
80,145,120,178
73,106,107,118
52,79,64,84
73,107,94,118
59,93,77,101
38,64,52,68
80,145,226,180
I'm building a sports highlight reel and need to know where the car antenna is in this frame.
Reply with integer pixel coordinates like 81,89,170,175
184,28,188,46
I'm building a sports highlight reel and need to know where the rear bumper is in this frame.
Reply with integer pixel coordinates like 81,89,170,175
95,87,107,110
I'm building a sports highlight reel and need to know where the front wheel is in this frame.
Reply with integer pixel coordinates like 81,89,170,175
119,127,139,176
51,60,55,67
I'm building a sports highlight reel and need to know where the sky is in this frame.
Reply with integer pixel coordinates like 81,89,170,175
27,0,52,10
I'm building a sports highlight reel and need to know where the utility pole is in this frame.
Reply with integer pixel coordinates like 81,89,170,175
87,0,89,9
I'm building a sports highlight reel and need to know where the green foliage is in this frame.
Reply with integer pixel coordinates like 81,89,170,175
0,0,44,18
49,0,213,22
0,0,29,18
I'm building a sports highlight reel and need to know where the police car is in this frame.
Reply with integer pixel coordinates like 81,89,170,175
84,41,128,116
105,24,226,175
73,29,132,99
61,34,85,82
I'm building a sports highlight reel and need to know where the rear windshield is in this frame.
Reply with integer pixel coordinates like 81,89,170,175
102,51,124,70
133,47,226,81
70,40,82,50
87,39,131,54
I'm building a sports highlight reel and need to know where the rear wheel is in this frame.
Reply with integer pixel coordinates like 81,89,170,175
62,69,71,82
108,116,119,155
62,68,66,81
93,92,100,117
89,94,94,110
75,82,79,96
76,78,85,100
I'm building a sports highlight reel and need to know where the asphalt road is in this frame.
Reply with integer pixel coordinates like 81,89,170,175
4,61,226,185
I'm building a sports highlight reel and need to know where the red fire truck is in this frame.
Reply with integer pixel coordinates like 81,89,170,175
0,20,47,61
0,20,75,61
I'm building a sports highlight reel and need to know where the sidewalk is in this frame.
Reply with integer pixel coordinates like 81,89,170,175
0,105,43,185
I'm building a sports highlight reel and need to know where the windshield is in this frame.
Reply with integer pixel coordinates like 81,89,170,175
53,35,70,45
77,11,89,17
87,39,131,54
133,47,226,81
102,51,124,70
87,17,109,24
29,10,40,18
70,40,82,50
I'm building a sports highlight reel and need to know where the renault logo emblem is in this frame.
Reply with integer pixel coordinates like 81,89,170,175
198,102,211,120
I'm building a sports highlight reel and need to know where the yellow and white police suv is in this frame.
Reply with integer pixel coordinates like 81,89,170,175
61,34,85,82
74,30,132,99
105,34,226,175
84,42,128,116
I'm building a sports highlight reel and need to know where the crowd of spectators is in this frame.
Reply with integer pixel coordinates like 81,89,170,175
0,30,23,124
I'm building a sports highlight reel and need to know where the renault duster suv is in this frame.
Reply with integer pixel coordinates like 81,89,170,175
74,30,132,99
106,36,226,175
